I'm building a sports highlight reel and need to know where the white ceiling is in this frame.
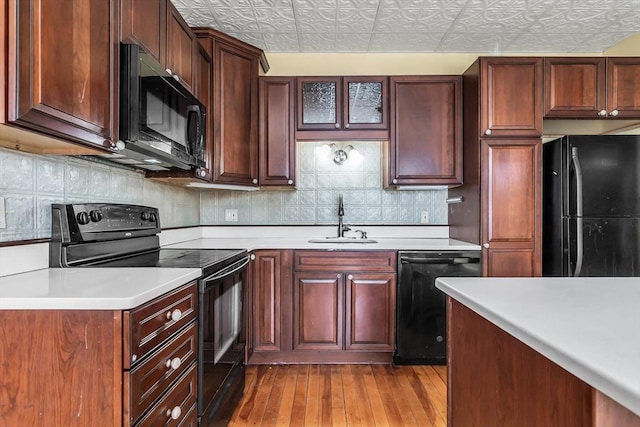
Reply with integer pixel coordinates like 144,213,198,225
172,0,639,53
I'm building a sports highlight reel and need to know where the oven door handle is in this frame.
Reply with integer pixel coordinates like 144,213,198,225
202,255,250,282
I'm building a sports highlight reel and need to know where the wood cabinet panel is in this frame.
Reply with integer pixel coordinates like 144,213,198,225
606,57,640,118
166,2,195,92
387,75,463,186
544,57,606,117
120,0,166,63
7,0,118,150
480,57,543,137
484,248,536,277
252,251,283,351
294,250,396,272
345,272,396,351
293,272,344,351
259,77,296,187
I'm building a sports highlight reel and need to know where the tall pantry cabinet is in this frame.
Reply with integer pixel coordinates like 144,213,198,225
449,57,543,277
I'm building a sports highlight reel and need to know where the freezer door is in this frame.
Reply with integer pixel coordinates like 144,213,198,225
566,136,640,217
566,217,640,277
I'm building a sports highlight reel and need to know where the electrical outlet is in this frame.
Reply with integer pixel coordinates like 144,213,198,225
224,209,238,222
0,197,5,229
420,211,429,224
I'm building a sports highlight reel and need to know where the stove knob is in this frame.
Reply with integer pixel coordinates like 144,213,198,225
89,210,102,223
76,211,90,225
149,212,157,223
141,211,150,221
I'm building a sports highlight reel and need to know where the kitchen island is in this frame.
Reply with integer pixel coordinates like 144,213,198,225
436,277,640,426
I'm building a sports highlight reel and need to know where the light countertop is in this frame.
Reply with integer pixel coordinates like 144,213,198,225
436,277,640,416
0,268,201,310
164,237,480,251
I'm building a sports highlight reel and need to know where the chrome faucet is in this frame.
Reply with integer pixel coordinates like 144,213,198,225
337,194,350,238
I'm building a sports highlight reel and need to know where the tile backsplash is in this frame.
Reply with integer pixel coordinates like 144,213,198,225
200,142,448,226
0,141,448,242
0,148,200,242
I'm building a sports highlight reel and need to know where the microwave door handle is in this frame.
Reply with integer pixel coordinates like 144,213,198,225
570,147,584,277
186,105,203,154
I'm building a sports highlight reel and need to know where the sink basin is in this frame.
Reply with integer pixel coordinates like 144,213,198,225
308,237,378,244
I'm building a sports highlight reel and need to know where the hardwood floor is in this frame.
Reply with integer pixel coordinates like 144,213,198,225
229,364,447,426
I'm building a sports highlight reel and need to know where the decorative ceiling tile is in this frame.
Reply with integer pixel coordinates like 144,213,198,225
172,0,639,52
225,32,267,49
336,8,377,32
254,8,297,32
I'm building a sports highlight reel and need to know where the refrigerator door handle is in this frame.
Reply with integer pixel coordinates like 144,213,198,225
571,147,584,277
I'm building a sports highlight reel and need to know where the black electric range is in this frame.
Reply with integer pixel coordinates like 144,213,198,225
49,203,246,276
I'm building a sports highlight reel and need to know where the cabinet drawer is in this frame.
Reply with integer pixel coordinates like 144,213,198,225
125,322,198,424
294,251,396,272
124,282,198,368
134,363,198,427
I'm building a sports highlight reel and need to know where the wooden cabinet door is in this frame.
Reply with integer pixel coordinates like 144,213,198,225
387,76,463,187
9,0,118,150
212,40,259,186
166,2,195,92
544,57,606,118
480,57,543,137
297,77,342,131
293,272,344,351
606,57,640,118
252,251,284,352
194,43,213,181
345,272,396,351
342,76,388,130
120,0,166,64
259,77,296,187
481,138,541,277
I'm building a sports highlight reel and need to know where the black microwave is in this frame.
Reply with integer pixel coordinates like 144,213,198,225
119,43,206,171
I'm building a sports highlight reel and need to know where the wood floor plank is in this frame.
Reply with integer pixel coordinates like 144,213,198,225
330,365,348,426
230,364,447,427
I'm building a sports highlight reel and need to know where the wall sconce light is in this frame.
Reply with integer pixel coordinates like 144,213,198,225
317,143,361,166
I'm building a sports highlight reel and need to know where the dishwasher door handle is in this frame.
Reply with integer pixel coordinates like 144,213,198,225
400,257,480,264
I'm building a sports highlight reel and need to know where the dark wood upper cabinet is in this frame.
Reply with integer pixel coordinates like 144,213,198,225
545,57,640,119
194,29,264,187
296,76,389,140
166,2,195,92
606,57,640,118
120,0,166,64
480,57,543,137
259,77,296,187
386,75,463,187
4,0,119,151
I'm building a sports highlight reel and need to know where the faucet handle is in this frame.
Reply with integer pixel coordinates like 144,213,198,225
354,229,367,239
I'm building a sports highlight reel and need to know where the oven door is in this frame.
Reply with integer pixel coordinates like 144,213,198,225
199,255,249,426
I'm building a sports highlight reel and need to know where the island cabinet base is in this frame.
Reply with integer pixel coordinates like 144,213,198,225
447,297,640,427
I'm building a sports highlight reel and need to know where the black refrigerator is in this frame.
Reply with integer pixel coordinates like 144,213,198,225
543,135,640,277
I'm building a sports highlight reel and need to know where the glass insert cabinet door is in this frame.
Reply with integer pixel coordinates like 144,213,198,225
297,76,388,131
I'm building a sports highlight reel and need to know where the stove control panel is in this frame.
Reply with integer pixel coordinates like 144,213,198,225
51,203,161,242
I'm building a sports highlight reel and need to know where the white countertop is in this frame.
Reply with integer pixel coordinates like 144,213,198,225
164,237,479,251
0,268,201,310
435,277,640,416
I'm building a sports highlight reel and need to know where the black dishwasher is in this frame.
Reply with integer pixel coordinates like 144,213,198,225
395,251,481,365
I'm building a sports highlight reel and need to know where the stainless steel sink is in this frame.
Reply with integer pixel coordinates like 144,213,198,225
308,237,378,244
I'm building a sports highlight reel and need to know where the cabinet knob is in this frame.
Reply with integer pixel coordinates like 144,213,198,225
609,109,619,117
485,129,492,136
337,274,341,279
196,168,207,178
287,179,293,185
167,309,182,322
335,123,341,129
250,254,256,260
347,274,353,280
252,178,258,185
166,406,182,420
345,123,350,129
598,109,607,117
108,140,125,151
392,178,398,184
483,243,490,248
165,68,173,75
166,357,182,370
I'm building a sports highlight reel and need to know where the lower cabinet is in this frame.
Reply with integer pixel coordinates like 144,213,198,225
0,281,198,426
249,250,396,364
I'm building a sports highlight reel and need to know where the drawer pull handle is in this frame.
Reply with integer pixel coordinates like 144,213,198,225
166,357,182,370
167,309,182,322
166,406,182,420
